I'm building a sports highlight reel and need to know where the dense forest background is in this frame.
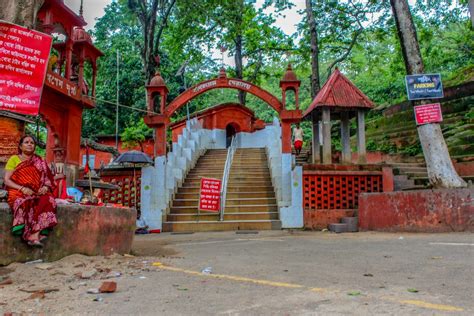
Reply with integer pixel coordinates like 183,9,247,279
80,0,473,153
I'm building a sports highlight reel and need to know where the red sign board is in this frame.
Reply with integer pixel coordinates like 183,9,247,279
199,177,222,212
0,21,52,116
414,103,443,125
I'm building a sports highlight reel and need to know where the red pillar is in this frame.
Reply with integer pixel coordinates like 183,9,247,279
281,121,292,154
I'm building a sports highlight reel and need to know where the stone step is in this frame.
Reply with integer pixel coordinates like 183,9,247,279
177,186,275,194
181,182,274,189
167,212,279,222
174,191,276,199
169,204,278,213
341,217,358,232
162,220,281,232
328,223,349,233
172,197,277,207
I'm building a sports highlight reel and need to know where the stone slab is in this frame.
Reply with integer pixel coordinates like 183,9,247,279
0,202,136,266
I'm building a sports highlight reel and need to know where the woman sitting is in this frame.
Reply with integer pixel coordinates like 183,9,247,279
3,135,57,247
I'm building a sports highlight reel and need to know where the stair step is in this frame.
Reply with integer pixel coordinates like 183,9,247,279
167,212,279,222
170,204,278,213
162,220,281,232
177,187,275,194
172,198,277,207
328,223,349,233
174,191,276,199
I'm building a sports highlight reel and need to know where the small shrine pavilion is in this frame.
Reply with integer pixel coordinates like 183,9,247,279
303,69,374,164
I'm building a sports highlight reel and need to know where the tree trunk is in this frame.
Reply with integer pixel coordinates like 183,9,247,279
233,0,246,105
0,0,44,28
390,0,466,188
305,0,320,98
469,0,474,28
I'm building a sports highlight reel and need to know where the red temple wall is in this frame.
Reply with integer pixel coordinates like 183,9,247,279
79,138,154,169
170,105,259,142
0,117,24,163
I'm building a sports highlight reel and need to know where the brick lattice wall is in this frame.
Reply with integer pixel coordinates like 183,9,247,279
99,169,142,212
303,172,383,210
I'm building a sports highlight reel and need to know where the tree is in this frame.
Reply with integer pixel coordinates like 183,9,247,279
0,0,44,27
390,0,466,188
121,118,152,152
126,0,177,83
305,0,320,98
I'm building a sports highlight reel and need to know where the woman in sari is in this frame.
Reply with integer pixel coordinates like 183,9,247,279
3,135,57,247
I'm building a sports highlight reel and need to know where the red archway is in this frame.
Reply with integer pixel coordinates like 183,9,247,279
144,67,302,157
165,69,283,116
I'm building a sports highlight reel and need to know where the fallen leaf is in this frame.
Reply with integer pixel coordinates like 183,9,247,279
363,273,373,277
20,287,59,293
29,290,45,300
177,288,188,291
431,256,443,260
348,291,361,296
0,278,13,286
407,288,419,293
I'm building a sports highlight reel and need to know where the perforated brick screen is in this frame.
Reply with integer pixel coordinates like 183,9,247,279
303,173,383,210
100,173,141,212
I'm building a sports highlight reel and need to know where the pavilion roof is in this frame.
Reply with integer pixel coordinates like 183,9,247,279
303,69,374,117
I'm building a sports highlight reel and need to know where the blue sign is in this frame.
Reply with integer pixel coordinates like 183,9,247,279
405,74,444,100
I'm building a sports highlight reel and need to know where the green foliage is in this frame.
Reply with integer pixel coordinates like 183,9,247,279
120,118,153,151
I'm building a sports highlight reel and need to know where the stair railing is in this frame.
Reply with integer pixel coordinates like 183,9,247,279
220,135,237,221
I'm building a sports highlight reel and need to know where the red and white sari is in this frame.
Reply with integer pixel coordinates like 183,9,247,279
7,155,57,241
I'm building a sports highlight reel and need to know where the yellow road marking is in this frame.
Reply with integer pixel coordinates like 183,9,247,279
152,262,464,312
400,300,464,312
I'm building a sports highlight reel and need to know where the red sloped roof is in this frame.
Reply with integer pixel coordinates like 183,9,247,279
303,69,374,117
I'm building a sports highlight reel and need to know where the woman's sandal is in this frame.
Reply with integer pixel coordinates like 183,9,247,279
27,240,44,248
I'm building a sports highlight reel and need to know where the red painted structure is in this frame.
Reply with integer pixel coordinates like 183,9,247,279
79,136,154,169
359,189,474,232
304,69,374,114
36,0,102,175
303,165,394,230
144,67,302,156
169,103,266,142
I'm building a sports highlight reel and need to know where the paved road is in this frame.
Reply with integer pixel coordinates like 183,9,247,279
2,231,473,315
117,231,474,315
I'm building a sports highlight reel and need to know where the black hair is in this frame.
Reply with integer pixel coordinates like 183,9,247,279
18,135,37,154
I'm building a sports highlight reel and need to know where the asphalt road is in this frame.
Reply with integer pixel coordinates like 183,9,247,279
2,231,473,315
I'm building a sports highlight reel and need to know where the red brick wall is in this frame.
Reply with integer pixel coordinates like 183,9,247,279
79,138,154,169
302,165,394,230
359,189,474,232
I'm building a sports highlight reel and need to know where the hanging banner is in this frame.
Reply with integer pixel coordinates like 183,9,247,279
199,177,222,212
414,103,443,125
0,21,52,116
405,73,444,100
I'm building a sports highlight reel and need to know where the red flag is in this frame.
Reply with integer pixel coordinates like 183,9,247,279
84,140,90,174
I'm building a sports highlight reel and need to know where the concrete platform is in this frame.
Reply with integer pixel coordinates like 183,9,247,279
0,202,136,265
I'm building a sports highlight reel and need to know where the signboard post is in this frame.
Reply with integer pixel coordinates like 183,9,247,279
198,178,222,220
414,103,443,125
405,73,443,101
0,21,52,116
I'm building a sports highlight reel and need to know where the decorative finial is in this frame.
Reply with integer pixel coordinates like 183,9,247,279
79,0,84,17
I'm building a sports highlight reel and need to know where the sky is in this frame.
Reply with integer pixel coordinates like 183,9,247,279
64,0,306,34
64,0,306,66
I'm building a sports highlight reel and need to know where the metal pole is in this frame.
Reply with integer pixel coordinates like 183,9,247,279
184,76,190,121
115,50,120,149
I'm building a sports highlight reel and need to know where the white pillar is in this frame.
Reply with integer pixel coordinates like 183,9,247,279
322,107,332,164
312,120,321,164
357,110,367,164
341,112,351,164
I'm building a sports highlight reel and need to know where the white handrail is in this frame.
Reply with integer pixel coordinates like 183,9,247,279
220,135,237,221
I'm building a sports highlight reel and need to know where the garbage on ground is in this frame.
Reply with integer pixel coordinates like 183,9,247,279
407,288,419,293
363,273,374,277
93,296,103,302
201,267,212,275
398,236,404,240
28,291,45,300
87,288,100,294
25,259,43,264
135,226,149,234
139,276,147,279
105,271,122,279
81,269,97,279
347,291,361,296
